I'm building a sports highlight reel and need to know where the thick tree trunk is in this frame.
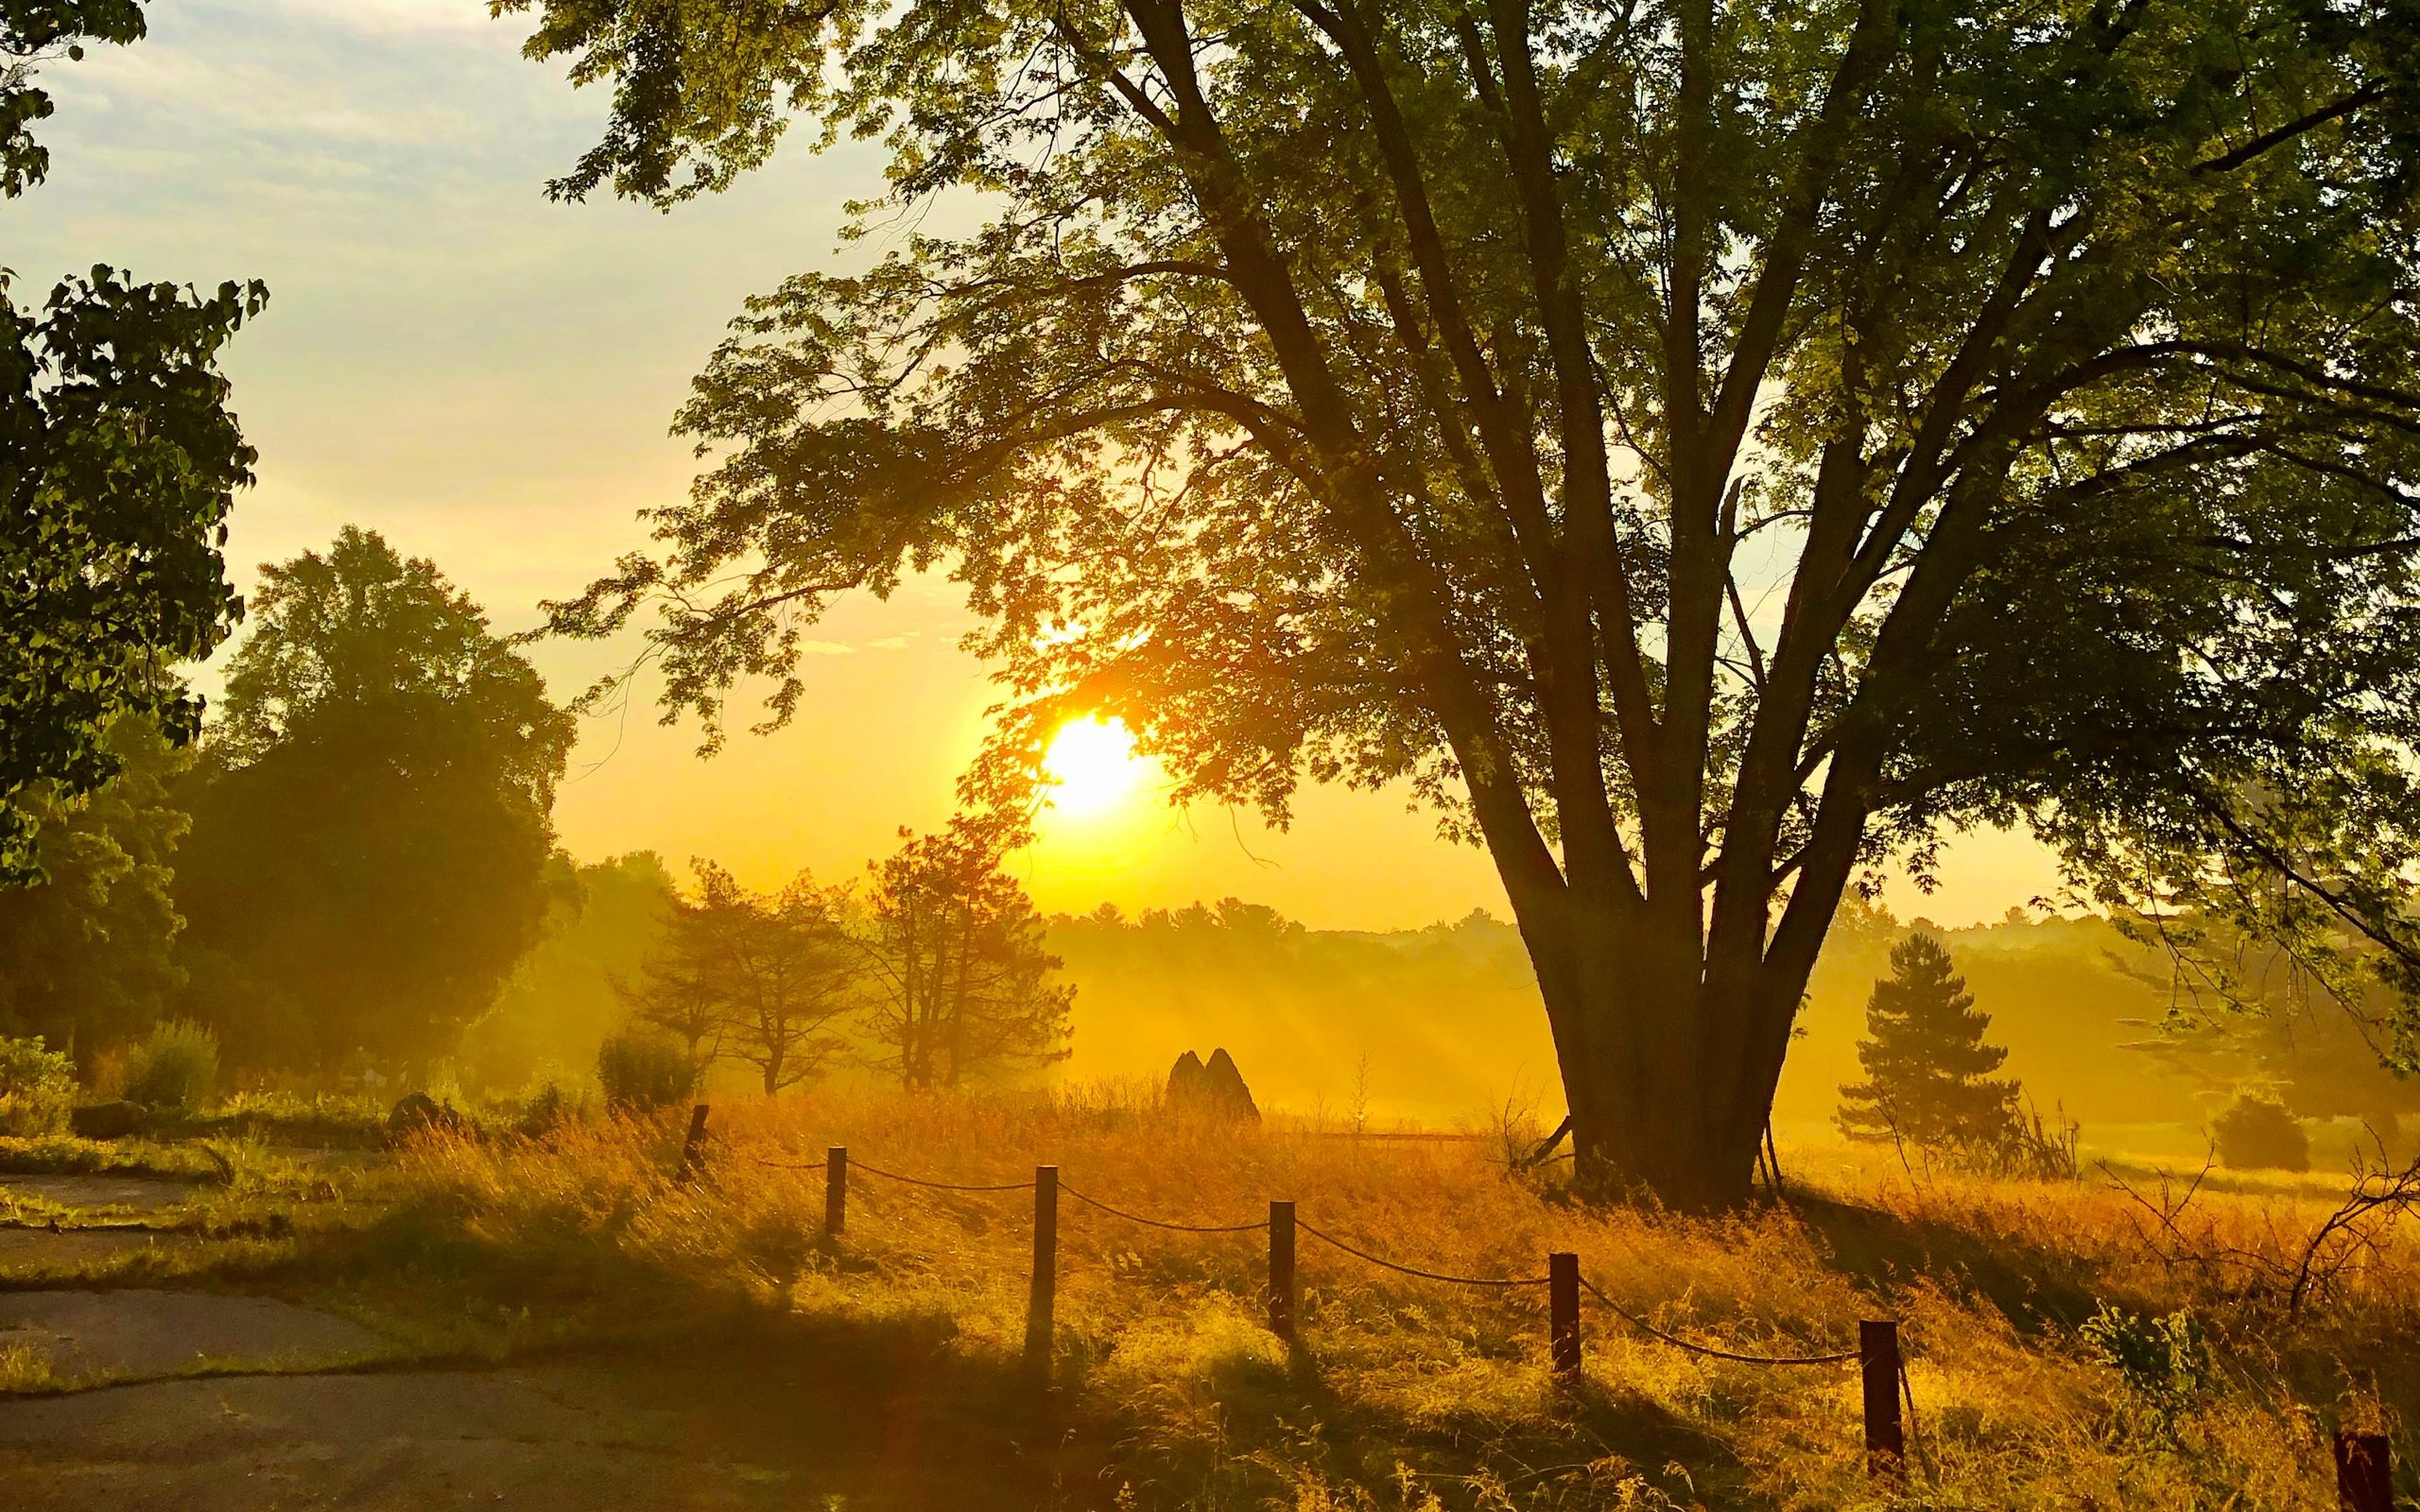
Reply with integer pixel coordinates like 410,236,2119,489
1530,903,1819,1211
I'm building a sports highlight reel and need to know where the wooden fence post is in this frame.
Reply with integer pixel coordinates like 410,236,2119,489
677,1104,709,1179
1548,1252,1582,1380
1026,1165,1058,1373
1268,1200,1296,1342
2336,1431,2392,1512
824,1146,847,1237
1860,1320,1905,1479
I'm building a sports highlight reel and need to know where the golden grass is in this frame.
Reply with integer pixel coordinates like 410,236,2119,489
320,1087,2412,1509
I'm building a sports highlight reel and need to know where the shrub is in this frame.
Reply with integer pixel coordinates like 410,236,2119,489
2081,1304,2211,1435
0,1036,75,1136
2212,1091,2309,1172
595,1024,699,1114
120,1020,220,1110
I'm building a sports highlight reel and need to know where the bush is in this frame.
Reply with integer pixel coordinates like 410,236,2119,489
2212,1091,2310,1172
120,1020,220,1110
2081,1303,2211,1435
595,1025,699,1114
0,1036,75,1136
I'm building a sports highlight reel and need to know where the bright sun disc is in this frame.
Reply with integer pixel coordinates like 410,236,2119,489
1043,715,1142,816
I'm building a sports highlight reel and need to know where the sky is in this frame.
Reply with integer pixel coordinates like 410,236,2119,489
8,0,2068,929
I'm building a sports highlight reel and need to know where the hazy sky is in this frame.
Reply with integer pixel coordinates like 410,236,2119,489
9,0,2066,928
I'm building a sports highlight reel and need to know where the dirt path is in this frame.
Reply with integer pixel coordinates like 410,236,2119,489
0,1174,1082,1509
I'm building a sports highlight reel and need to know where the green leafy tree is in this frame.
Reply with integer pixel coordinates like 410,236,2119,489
510,0,2420,1203
860,819,1074,1091
0,715,191,1057
1837,932,2019,1150
1,2,261,880
173,529,577,1072
617,861,858,1096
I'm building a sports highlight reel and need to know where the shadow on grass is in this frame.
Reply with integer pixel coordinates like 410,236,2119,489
1783,1190,2105,1332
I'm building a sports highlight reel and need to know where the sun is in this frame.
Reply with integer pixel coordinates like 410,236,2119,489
1042,715,1144,816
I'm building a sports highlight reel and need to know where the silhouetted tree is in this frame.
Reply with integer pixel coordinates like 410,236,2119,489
2,3,261,881
1838,933,2019,1151
0,715,189,1057
618,861,856,1096
514,0,2420,1203
860,819,1072,1090
173,529,576,1071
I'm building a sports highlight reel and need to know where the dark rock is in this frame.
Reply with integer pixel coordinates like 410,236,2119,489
386,1092,467,1143
1167,1048,1259,1122
69,1100,146,1140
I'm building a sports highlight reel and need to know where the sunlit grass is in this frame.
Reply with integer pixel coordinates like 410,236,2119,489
274,1084,2402,1509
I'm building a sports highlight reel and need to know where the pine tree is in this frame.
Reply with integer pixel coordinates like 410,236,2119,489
1837,933,2021,1149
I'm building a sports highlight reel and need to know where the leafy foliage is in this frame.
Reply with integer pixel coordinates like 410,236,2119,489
0,715,189,1053
860,817,1074,1090
1,0,145,198
1,265,262,882
118,1016,216,1109
594,1022,700,1113
0,1033,72,1136
172,529,577,1071
2080,1304,2213,1438
618,861,858,1096
2,4,261,884
508,0,2420,1201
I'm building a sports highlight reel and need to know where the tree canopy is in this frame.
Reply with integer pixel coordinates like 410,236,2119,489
509,0,2420,1203
860,819,1074,1090
0,714,190,1056
618,860,859,1095
174,529,577,1070
1,0,260,882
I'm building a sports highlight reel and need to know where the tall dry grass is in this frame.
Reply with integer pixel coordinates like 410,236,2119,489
360,1084,2411,1510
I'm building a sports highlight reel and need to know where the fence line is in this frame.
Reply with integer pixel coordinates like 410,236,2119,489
1296,1217,1553,1288
675,1108,2412,1498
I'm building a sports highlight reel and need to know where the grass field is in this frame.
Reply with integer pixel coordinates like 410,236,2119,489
3,1086,2410,1508
139,1086,2375,1511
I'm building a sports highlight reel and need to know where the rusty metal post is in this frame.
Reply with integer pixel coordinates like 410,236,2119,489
1860,1320,1905,1479
2336,1431,2392,1512
824,1145,847,1237
677,1104,709,1179
1548,1252,1582,1380
1268,1200,1296,1341
1025,1165,1058,1372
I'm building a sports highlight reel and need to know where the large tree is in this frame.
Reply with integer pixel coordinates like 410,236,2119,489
510,0,2420,1203
2,0,262,881
174,528,577,1071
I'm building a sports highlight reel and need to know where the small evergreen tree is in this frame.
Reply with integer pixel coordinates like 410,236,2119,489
1838,933,2021,1149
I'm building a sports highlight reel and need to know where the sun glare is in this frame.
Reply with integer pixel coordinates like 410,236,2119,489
1042,715,1144,817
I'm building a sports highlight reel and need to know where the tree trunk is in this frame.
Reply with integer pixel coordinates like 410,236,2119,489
1538,903,1817,1211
